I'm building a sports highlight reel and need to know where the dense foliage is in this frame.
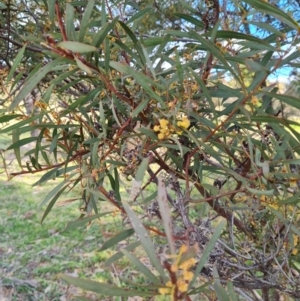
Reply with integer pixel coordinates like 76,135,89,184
1,0,300,300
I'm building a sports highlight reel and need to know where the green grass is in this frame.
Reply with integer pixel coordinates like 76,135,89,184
0,171,125,300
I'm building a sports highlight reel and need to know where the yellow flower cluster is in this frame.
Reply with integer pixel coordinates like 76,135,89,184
154,119,170,140
158,244,197,296
260,195,279,210
154,117,190,140
158,280,174,296
176,117,191,134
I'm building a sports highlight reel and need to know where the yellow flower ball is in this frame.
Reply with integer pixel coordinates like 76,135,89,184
177,117,190,129
179,244,189,254
177,280,188,293
179,258,197,270
159,118,169,127
158,281,173,295
158,133,165,140
158,287,171,295
183,270,194,281
168,101,175,108
171,264,178,273
153,125,160,132
160,128,170,135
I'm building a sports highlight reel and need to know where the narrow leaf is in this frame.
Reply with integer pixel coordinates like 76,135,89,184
227,281,238,301
157,177,175,255
66,3,75,40
121,249,160,284
101,0,106,25
247,21,286,38
245,59,269,72
64,212,113,231
142,45,156,80
9,58,63,111
32,168,58,186
174,13,204,28
214,30,270,44
58,41,98,53
47,0,55,29
243,0,299,30
118,21,146,65
130,158,149,200
7,44,26,83
122,199,166,278
59,274,156,297
105,241,141,266
75,57,93,75
41,184,69,223
39,175,75,209
278,192,300,205
99,228,135,251
213,266,230,301
12,128,21,167
92,18,119,47
246,186,274,196
262,92,300,111
0,114,22,123
135,157,149,182
126,7,152,24
6,137,36,150
78,0,95,42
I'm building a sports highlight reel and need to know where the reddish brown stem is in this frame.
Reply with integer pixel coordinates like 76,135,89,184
146,226,185,241
163,260,179,300
55,1,68,41
98,186,125,213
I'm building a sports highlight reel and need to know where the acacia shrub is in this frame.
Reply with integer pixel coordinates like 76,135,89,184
1,0,300,300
